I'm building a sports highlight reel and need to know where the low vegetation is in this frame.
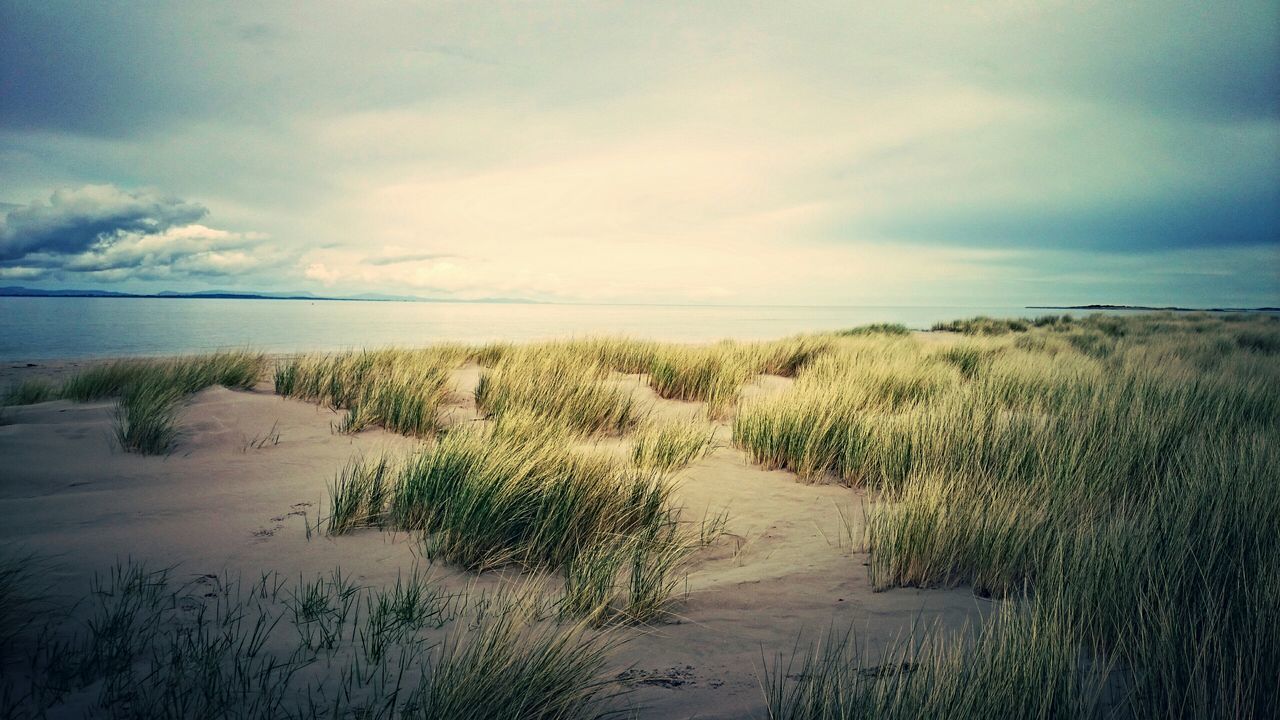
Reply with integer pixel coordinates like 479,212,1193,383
0,560,622,719
326,421,699,623
475,348,639,435
60,351,264,402
630,418,715,471
3,379,56,406
274,347,464,436
24,352,268,454
644,337,828,417
765,600,1109,719
742,312,1279,718
113,383,184,454
838,322,910,336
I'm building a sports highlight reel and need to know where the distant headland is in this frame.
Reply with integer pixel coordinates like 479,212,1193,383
0,286,543,304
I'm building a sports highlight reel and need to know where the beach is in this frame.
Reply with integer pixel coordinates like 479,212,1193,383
0,342,985,719
2,314,1276,718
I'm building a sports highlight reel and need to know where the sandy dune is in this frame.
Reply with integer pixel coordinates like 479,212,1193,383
0,359,989,719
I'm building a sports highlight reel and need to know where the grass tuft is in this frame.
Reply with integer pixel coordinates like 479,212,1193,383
839,323,910,336
113,383,182,454
630,418,715,471
3,379,56,406
274,348,461,436
475,349,638,435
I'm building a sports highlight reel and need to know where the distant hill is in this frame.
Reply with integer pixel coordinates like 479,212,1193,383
0,286,545,304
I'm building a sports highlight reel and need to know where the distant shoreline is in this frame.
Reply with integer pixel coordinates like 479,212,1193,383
2,288,1275,312
1028,304,1280,313
0,286,541,304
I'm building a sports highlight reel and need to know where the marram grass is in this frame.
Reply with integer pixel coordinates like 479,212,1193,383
274,347,463,436
1,559,623,719
60,351,264,402
113,383,183,455
738,313,1279,718
765,597,1110,720
2,379,56,406
475,348,640,435
53,351,266,454
325,418,699,623
630,417,715,471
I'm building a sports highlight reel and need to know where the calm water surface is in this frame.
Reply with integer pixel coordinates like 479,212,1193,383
1,297,1120,361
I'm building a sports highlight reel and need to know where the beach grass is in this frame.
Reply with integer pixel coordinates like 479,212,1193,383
475,348,639,435
3,560,623,719
2,379,56,406
47,351,266,453
630,417,715,471
737,312,1279,717
644,337,828,417
838,322,910,336
60,351,265,402
274,347,463,436
393,428,675,571
648,346,753,417
324,418,698,623
113,383,183,454
765,598,1108,719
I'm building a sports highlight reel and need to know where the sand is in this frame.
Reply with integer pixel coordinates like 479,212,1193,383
0,352,989,719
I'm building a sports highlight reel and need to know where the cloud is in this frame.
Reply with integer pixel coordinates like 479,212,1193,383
363,252,457,266
0,2,1276,306
0,185,207,261
0,185,278,282
303,249,480,294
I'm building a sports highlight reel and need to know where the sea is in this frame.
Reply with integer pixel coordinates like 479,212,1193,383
0,297,1145,361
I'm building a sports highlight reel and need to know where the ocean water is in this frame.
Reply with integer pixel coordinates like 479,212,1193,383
1,297,1112,361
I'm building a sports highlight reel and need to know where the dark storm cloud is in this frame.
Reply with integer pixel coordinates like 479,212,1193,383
0,185,283,283
0,186,207,262
962,2,1280,123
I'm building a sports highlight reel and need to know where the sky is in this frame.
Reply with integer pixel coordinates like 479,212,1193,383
0,1,1277,307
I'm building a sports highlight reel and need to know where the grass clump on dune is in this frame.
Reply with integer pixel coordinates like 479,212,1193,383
275,348,463,436
766,600,1107,719
398,429,673,572
751,336,833,377
113,383,184,455
838,322,910,336
931,315,1032,335
557,337,661,375
326,419,697,623
741,313,1279,717
733,337,958,484
50,352,266,454
645,337,829,418
3,559,624,719
327,425,673,568
2,379,56,406
475,349,639,435
648,346,752,417
411,613,621,718
630,418,715,471
60,351,264,402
